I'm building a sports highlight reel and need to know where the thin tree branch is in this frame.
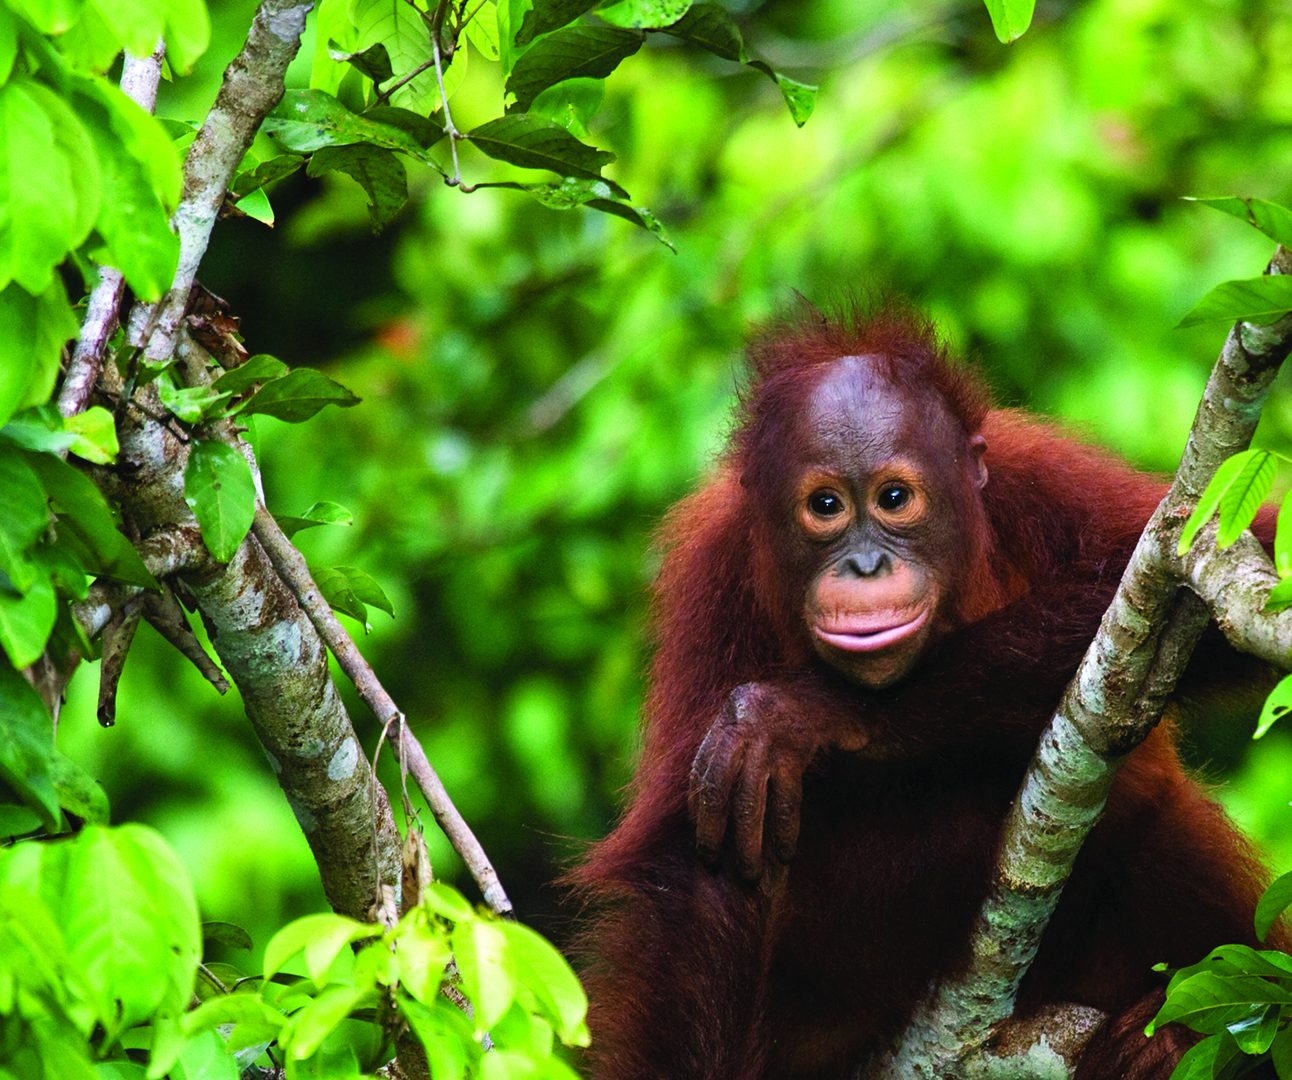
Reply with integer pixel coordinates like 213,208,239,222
58,44,166,419
251,505,514,917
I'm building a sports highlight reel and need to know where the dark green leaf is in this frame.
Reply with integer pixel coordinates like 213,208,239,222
1217,449,1275,547
0,663,59,827
983,0,1036,42
240,368,362,422
516,0,600,45
481,177,673,247
0,803,42,839
660,4,815,125
1178,450,1260,555
307,144,408,233
1177,277,1292,329
468,115,625,196
0,448,48,591
330,565,394,617
313,565,369,627
263,89,430,160
22,451,157,588
211,354,289,396
1152,972,1292,1034
202,921,254,952
328,39,394,85
276,500,354,538
364,106,445,149
598,0,692,28
1257,872,1292,941
1272,1022,1292,1078
506,26,643,112
0,572,56,667
183,441,256,563
1190,197,1292,250
49,749,109,825
230,153,306,198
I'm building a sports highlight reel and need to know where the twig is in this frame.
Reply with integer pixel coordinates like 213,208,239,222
251,505,513,917
372,56,437,106
428,10,474,193
58,44,166,419
142,589,231,694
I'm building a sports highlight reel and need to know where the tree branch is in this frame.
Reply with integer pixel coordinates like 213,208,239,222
871,249,1292,1078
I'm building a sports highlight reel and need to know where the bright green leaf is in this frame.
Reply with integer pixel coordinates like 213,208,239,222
233,187,274,226
211,354,288,395
6,0,84,37
158,375,232,424
239,367,361,422
1217,449,1275,547
598,0,691,28
63,407,119,464
263,913,380,982
1177,450,1259,555
1152,972,1292,1033
422,882,477,923
1189,197,1292,249
346,0,437,112
392,919,452,1005
1228,1002,1282,1055
183,441,256,563
0,281,76,427
1258,872,1292,941
506,26,644,112
282,985,367,1059
452,918,516,1032
1177,276,1292,329
982,0,1036,42
465,4,500,59
0,8,16,82
1276,490,1292,579
498,920,588,1045
1257,673,1292,736
0,663,60,827
163,0,211,74
1266,578,1292,613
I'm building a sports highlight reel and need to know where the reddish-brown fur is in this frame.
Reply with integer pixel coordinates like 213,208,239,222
570,303,1273,1079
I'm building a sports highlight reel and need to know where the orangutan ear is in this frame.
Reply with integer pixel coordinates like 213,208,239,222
969,434,988,490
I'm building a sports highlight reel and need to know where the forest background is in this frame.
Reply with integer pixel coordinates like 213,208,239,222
47,0,1292,957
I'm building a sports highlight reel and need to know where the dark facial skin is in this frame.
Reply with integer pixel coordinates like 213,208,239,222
790,356,987,688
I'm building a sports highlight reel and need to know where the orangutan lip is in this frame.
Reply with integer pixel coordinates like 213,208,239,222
813,609,930,653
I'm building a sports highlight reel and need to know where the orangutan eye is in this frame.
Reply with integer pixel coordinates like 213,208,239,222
808,490,845,517
877,485,912,512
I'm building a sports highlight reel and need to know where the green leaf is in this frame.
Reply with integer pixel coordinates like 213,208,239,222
327,40,394,85
0,82,80,293
364,105,445,149
23,82,101,256
62,825,202,1039
481,177,672,247
468,115,624,195
0,281,77,427
306,144,408,233
661,5,816,126
498,921,589,1045
1163,1036,1220,1080
1255,675,1292,740
1266,578,1292,613
74,82,181,299
1152,972,1292,1034
1178,276,1292,329
400,997,475,1077
598,0,691,28
202,920,254,952
276,501,353,538
239,368,361,422
452,919,516,1032
232,187,274,226
1178,450,1261,555
211,354,289,396
5,0,84,40
422,881,477,923
392,918,452,1005
312,565,369,627
282,985,368,1060
63,407,119,464
0,804,42,839
1276,489,1292,578
1228,1002,1282,1055
163,0,212,74
0,573,57,668
231,153,306,198
263,913,381,982
183,441,256,563
330,565,394,617
0,663,60,827
506,26,644,112
982,0,1036,43
1217,449,1275,547
347,0,437,112
1257,872,1292,941
49,748,109,825
82,0,164,61
1273,1021,1292,1078
0,8,16,83
168,1028,239,1080
1189,197,1292,249
263,89,430,159
0,448,48,592
465,4,500,60
22,450,157,588
158,373,232,424
515,0,600,45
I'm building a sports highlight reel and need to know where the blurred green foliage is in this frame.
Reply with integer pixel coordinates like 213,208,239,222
56,0,1292,950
